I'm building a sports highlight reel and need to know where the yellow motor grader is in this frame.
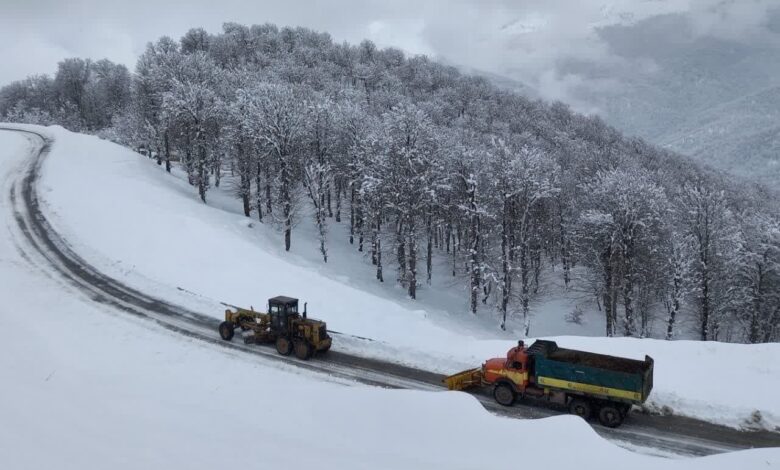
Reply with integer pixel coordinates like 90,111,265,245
218,296,332,360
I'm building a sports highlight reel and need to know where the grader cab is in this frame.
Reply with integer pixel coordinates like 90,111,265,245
218,296,332,360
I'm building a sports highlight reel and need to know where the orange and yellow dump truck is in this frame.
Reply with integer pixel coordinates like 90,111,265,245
445,340,654,427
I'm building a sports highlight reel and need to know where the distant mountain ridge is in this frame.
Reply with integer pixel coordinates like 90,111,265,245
489,10,780,188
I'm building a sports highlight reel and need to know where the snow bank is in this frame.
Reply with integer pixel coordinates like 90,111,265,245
22,124,780,431
3,247,776,470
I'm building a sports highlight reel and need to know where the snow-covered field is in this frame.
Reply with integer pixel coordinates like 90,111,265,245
22,124,780,431
2,125,780,469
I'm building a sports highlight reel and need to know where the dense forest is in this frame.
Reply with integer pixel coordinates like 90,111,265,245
2,23,778,343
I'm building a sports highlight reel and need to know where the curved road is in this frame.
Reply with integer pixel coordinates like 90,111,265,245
3,126,779,458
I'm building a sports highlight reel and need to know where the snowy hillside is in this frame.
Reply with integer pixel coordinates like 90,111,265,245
3,124,780,469
4,20,779,347
11,124,775,431
656,85,780,185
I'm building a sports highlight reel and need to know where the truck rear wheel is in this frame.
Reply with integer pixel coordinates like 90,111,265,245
276,337,292,356
569,398,592,420
293,339,312,360
493,383,515,406
218,321,234,341
598,405,624,428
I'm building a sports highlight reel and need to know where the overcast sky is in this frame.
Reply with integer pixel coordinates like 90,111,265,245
1,0,777,105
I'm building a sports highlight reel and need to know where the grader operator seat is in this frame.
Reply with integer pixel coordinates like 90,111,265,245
268,296,299,334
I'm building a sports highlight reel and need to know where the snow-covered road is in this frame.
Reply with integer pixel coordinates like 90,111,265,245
1,125,779,467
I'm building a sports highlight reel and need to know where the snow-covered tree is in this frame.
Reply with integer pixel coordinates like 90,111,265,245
239,82,307,251
6,20,778,342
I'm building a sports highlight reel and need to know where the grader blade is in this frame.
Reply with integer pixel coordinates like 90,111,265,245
444,368,483,391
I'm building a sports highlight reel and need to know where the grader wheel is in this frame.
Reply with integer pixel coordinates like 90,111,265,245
218,321,235,341
276,337,292,356
293,339,312,360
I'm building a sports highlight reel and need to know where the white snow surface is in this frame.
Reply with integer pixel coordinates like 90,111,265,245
0,125,780,470
7,124,780,434
2,124,780,468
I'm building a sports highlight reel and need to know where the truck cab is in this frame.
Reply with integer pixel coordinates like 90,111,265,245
482,341,531,404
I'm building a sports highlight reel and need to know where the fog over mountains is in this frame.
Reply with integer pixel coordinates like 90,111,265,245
539,9,780,187
2,1,777,185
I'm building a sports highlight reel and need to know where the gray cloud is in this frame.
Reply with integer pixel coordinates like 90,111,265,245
1,0,776,109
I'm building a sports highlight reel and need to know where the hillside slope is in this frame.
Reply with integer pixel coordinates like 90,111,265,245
17,124,779,430
0,129,691,469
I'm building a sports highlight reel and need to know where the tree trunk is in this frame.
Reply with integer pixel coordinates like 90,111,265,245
700,264,710,341
349,181,355,244
469,183,480,315
520,236,530,336
558,197,570,287
622,238,636,337
376,215,383,282
408,228,417,299
748,264,764,343
426,215,433,284
238,144,250,217
280,158,291,251
197,142,207,203
666,273,681,340
242,183,251,217
500,198,511,330
451,229,457,277
532,242,541,295
255,160,263,222
357,203,364,252
601,246,614,337
164,131,171,173
265,168,273,216
763,306,780,343
213,155,221,188
445,221,451,253
335,179,342,222
317,207,327,263
326,180,333,217
396,219,406,285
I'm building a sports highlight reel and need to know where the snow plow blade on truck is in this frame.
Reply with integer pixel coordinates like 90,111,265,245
444,368,483,391
443,340,654,428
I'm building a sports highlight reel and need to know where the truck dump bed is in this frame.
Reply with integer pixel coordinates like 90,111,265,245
528,340,653,404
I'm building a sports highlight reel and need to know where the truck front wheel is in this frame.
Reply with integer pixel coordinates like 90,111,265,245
493,383,516,406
